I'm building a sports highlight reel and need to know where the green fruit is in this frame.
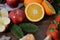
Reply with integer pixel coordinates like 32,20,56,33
19,23,38,33
11,24,24,38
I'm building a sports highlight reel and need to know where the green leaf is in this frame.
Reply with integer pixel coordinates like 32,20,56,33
11,24,24,38
19,23,38,33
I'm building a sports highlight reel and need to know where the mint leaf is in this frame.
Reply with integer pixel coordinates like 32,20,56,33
11,24,24,38
19,23,38,33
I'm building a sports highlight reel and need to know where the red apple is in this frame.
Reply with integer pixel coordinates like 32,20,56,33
6,0,19,8
9,9,25,24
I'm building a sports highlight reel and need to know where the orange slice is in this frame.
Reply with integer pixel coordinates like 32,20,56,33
24,0,43,6
42,0,56,15
25,2,44,22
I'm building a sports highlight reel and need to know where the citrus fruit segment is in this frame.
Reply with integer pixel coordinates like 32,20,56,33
25,2,44,22
0,17,10,26
0,8,8,17
24,0,43,6
0,24,5,32
2,17,10,26
20,34,35,40
42,0,56,15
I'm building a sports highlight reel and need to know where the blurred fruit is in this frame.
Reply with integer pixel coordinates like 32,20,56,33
19,23,38,33
46,23,59,40
0,8,10,32
24,0,43,6
0,17,10,26
55,15,60,23
47,24,58,30
58,3,60,6
11,24,24,38
44,35,52,40
47,0,53,3
6,0,19,8
0,8,8,17
0,17,10,32
9,9,25,24
20,34,35,40
25,2,44,22
20,0,24,2
42,0,56,15
0,24,5,32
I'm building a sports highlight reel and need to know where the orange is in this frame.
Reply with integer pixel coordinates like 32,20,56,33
24,0,43,6
42,0,56,15
25,2,44,22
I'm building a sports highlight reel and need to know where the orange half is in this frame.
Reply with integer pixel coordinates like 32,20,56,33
24,0,43,6
25,2,44,22
42,0,56,15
